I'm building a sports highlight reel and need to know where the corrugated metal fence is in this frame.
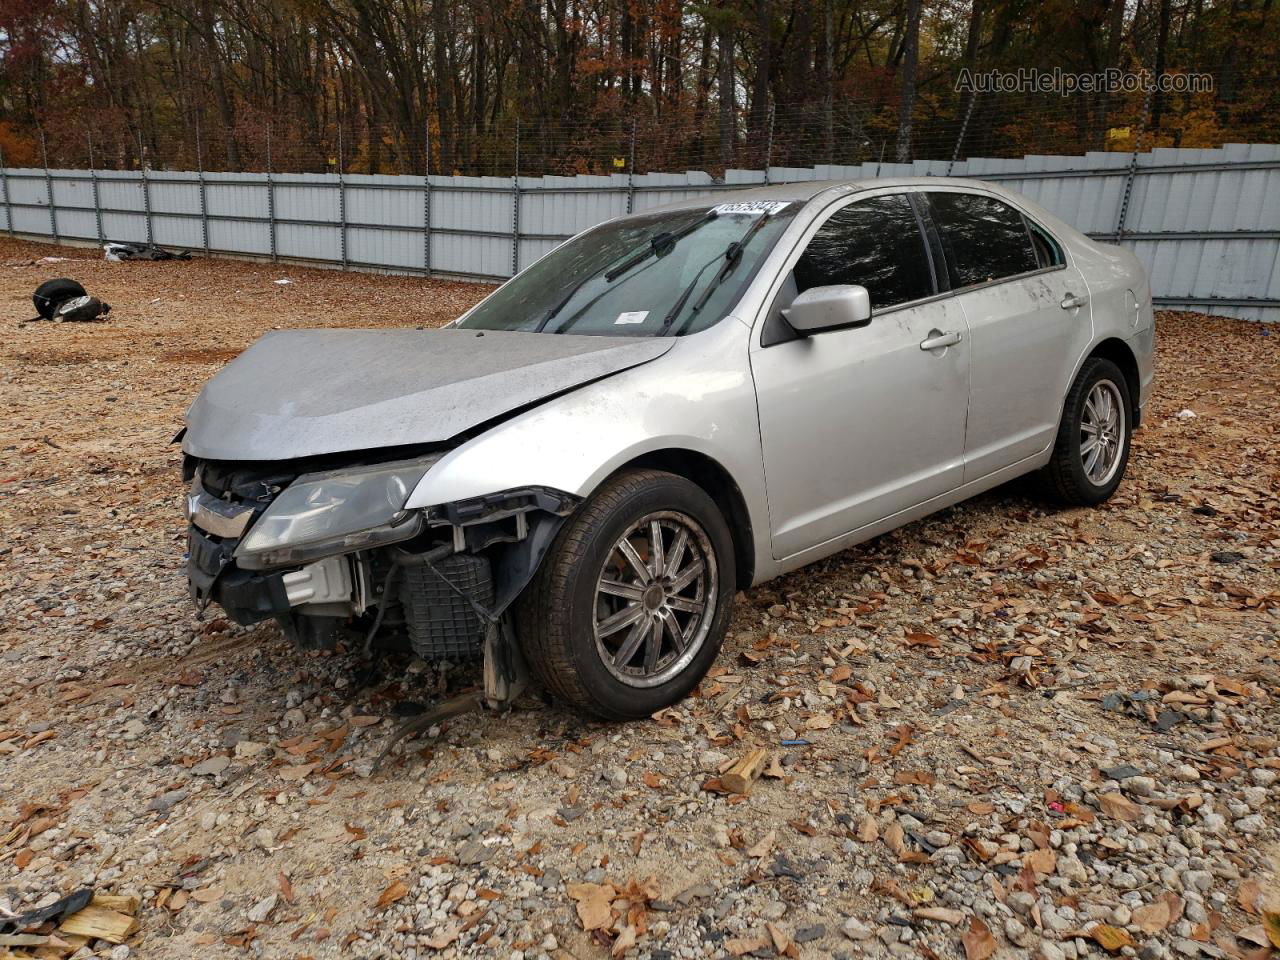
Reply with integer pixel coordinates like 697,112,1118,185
2,142,1277,321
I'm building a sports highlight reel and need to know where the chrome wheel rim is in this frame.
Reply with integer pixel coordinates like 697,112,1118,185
593,511,717,689
1080,379,1125,486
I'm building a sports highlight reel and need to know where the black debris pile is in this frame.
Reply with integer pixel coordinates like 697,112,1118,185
28,277,112,323
103,241,191,262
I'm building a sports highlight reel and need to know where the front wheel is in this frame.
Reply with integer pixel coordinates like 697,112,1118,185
517,469,735,720
1039,357,1133,505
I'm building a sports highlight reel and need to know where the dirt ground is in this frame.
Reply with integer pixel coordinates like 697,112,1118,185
0,238,1277,960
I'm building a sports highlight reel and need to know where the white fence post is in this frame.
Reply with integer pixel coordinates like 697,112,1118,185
40,130,58,243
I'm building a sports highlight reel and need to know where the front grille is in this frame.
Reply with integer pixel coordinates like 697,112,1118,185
401,554,494,661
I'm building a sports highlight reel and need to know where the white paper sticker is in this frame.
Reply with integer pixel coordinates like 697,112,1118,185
711,200,792,216
615,310,649,325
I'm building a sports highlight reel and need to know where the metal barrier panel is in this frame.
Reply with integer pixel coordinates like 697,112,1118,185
1,145,1277,321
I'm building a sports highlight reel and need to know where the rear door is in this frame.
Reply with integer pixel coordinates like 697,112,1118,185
923,190,1093,480
750,192,971,560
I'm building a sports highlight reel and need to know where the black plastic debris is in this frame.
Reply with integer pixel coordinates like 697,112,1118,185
0,886,93,934
103,241,191,262
28,278,112,323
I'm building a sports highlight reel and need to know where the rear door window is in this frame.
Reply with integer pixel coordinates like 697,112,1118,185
926,192,1039,289
793,194,935,310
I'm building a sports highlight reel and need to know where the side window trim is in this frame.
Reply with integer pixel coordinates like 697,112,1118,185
756,189,948,348
923,189,1069,294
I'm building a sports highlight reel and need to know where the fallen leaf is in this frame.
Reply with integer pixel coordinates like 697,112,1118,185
1098,792,1142,821
961,916,996,960
894,770,937,786
611,924,637,957
375,880,408,909
191,887,223,903
857,814,879,842
565,882,614,931
422,924,459,949
883,822,905,856
726,936,771,956
1091,924,1136,953
746,829,776,859
1132,900,1172,934
277,872,294,904
1025,848,1057,875
1263,912,1280,950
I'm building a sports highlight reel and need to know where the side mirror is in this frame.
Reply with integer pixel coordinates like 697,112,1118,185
781,284,872,335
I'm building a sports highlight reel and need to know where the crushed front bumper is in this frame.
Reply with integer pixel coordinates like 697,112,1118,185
187,526,291,625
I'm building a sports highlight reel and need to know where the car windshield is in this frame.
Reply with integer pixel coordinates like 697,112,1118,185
455,201,798,337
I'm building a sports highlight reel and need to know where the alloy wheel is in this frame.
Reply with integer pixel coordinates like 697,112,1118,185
592,511,718,688
1080,378,1126,486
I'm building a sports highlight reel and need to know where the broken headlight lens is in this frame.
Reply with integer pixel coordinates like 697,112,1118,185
235,458,436,569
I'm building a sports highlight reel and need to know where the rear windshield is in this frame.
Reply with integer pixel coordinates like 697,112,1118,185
456,201,798,337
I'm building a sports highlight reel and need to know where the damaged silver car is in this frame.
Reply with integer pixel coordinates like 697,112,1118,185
181,178,1154,720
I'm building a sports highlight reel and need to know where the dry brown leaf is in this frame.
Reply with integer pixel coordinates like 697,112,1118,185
961,916,996,960
191,887,223,903
857,814,879,842
883,822,906,856
805,713,834,730
1236,879,1262,915
1263,912,1280,950
611,924,638,957
1025,848,1057,875
277,871,295,904
725,936,771,956
746,829,776,859
894,770,937,786
1092,924,1135,953
375,880,408,909
422,924,459,949
1132,900,1172,934
565,882,614,931
1097,791,1142,821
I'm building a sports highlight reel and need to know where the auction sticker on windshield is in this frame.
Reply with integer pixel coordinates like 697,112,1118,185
711,200,793,216
615,311,649,325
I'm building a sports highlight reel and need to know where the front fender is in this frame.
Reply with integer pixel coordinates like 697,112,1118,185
405,325,772,573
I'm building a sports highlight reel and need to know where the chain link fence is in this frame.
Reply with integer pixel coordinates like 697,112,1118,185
14,87,1186,179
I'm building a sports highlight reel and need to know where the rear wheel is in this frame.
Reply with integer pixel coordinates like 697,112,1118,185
517,469,735,719
1039,357,1132,505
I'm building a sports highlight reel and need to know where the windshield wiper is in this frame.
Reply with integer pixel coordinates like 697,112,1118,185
532,209,719,334
656,212,775,337
603,209,719,282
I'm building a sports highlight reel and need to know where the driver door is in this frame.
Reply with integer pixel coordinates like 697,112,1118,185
749,192,971,560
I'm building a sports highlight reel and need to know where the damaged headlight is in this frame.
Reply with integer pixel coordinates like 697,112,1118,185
235,458,438,569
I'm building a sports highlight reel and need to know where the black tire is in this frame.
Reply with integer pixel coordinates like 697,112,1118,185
517,469,736,720
33,278,87,320
1039,357,1133,505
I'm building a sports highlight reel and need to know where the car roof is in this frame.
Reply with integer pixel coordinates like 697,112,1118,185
650,176,1016,213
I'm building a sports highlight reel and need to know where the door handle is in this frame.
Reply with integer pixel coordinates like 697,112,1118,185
919,330,962,351
1060,293,1087,310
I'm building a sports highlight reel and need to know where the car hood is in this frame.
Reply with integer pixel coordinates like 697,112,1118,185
182,328,675,461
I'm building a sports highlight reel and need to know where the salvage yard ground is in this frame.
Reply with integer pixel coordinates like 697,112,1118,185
0,238,1277,960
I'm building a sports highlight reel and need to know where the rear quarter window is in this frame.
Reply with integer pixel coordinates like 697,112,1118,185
927,192,1039,289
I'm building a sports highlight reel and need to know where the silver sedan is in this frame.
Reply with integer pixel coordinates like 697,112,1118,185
181,177,1154,721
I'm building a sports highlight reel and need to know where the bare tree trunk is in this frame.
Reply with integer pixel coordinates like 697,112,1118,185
821,0,834,161
749,0,772,166
895,0,920,162
718,11,735,169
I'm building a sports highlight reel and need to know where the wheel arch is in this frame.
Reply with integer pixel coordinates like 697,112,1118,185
612,448,756,589
1073,337,1141,425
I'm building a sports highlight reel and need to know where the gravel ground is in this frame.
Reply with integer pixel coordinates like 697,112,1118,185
1,239,1277,960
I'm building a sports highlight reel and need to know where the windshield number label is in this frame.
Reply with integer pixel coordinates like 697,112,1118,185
615,311,649,325
711,200,792,216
